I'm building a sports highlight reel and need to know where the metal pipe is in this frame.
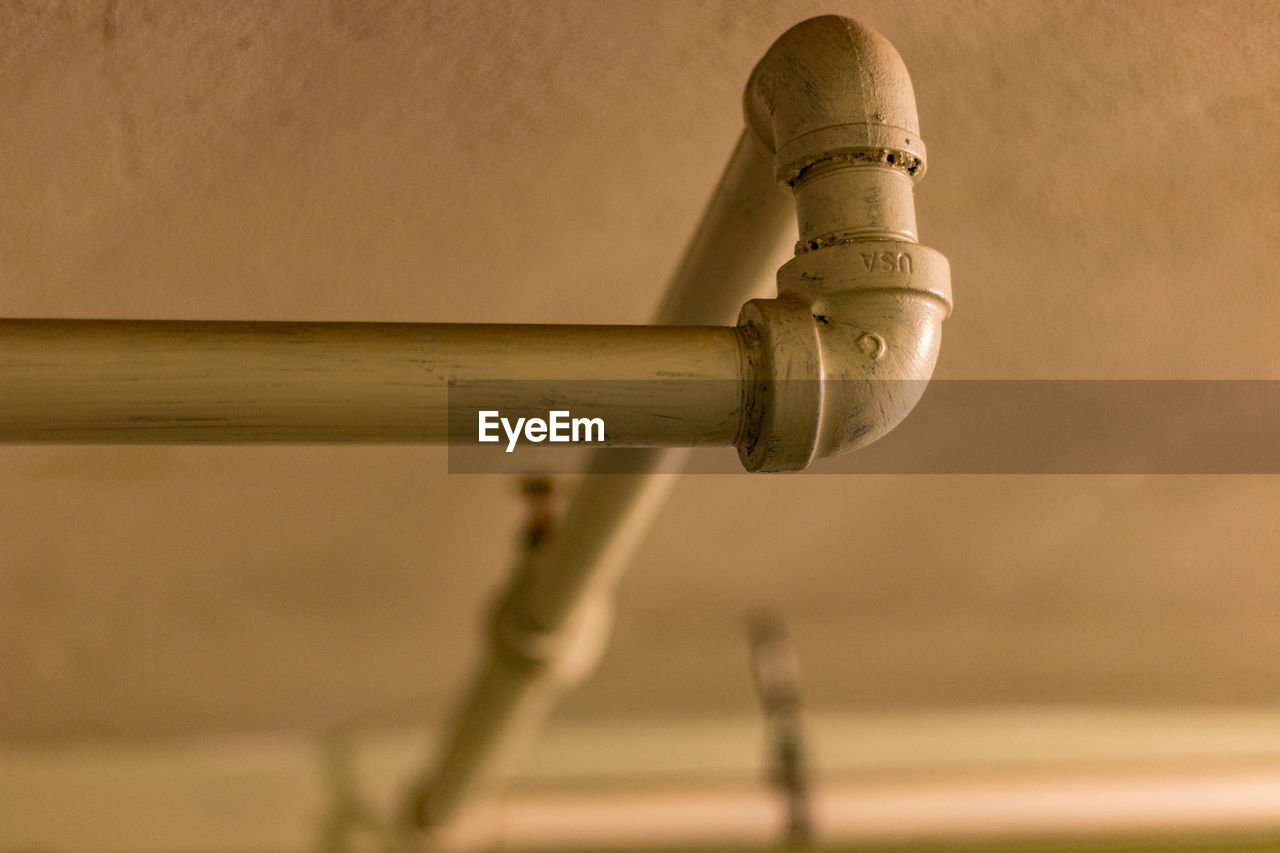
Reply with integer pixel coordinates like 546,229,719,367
0,16,953,843
409,448,687,831
735,15,952,472
0,132,786,447
0,23,952,466
651,129,794,325
399,130,795,840
401,15,954,840
0,319,744,444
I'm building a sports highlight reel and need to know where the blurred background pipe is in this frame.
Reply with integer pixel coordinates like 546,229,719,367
401,12,952,838
399,129,794,840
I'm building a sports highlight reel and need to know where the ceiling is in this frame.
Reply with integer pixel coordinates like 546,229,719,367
1,0,1278,772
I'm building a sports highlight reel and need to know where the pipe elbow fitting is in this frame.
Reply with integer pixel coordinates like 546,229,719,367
735,16,951,472
745,15,927,184
737,245,951,472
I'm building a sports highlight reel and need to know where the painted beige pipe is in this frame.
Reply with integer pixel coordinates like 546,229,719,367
650,129,793,326
0,319,744,446
403,448,688,834
400,13,953,842
399,122,795,840
0,16,951,842
0,37,954,469
0,133,789,449
736,15,952,472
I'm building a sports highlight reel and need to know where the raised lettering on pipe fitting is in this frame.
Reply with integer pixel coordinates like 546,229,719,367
734,15,952,473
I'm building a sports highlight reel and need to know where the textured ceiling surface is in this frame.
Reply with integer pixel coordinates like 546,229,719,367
2,0,1279,744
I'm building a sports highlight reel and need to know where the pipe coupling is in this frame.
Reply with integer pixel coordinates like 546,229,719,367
489,580,614,687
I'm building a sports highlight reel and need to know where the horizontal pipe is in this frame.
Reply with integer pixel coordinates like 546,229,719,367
0,319,745,444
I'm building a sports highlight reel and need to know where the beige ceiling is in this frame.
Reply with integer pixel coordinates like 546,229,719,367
2,0,1279,748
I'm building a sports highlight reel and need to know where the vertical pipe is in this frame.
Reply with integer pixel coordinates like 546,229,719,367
403,130,794,837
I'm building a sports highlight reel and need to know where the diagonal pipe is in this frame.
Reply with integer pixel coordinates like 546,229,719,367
397,14,952,842
397,125,793,842
0,14,951,843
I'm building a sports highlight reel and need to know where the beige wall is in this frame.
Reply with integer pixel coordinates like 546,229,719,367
2,0,1279,847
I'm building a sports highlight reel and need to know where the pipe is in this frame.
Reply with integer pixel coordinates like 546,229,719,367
0,133,786,448
651,129,794,325
0,320,744,445
0,21,950,470
736,15,952,472
397,130,794,839
0,22,949,470
0,16,952,841
405,448,687,832
400,13,953,841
